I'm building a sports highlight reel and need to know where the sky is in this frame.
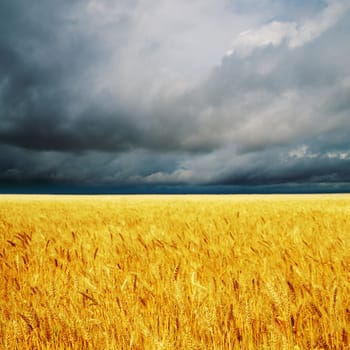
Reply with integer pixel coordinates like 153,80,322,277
0,0,350,193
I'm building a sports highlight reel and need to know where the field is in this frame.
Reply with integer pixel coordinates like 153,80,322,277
0,194,350,349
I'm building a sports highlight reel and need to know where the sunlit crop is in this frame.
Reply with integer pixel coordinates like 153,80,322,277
1,194,349,349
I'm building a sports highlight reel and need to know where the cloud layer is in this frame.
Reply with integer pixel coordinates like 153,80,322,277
1,0,350,192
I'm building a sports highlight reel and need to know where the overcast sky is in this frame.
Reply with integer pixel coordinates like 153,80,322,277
1,0,350,193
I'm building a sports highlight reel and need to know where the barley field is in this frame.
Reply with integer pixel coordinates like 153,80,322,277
0,194,349,349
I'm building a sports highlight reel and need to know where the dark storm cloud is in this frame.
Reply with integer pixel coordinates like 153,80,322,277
218,152,350,186
0,0,350,191
0,144,188,188
0,1,141,152
0,0,223,155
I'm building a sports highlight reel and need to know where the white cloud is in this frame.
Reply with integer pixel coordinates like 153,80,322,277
226,0,350,56
326,151,350,160
226,21,297,57
289,146,350,161
289,145,319,159
130,169,194,184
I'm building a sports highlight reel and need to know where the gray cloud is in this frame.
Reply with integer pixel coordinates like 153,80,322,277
0,0,350,191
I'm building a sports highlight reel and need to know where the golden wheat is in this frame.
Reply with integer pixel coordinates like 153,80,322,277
0,194,349,349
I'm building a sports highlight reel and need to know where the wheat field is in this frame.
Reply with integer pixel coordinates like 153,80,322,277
0,194,349,349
